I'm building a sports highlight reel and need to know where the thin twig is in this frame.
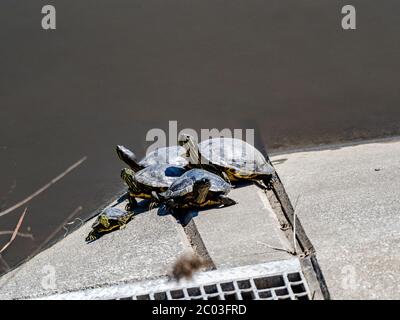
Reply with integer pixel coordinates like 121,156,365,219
293,194,301,255
62,217,84,238
0,231,34,240
0,208,28,254
0,157,87,218
256,240,296,255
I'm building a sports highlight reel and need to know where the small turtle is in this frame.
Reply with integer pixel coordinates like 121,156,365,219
157,169,237,211
121,164,186,210
85,207,134,242
116,145,189,171
178,134,275,186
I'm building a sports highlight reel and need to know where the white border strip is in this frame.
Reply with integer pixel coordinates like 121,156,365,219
35,259,302,300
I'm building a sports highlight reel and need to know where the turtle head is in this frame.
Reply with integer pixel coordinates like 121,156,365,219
193,177,211,204
121,168,136,190
98,214,110,228
116,145,142,172
178,134,201,165
178,133,194,146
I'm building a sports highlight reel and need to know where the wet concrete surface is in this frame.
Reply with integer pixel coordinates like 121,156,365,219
1,0,400,274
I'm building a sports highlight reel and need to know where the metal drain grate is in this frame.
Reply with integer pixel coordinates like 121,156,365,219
39,259,310,300
134,272,308,300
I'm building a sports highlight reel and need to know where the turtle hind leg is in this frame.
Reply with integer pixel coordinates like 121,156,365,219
193,178,211,205
120,213,135,227
219,195,237,207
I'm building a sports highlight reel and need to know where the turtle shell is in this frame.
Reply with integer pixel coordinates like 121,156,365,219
134,164,186,188
162,169,231,199
198,138,275,176
102,207,128,220
139,146,188,167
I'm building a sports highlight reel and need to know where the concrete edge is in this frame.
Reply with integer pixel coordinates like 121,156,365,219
269,135,400,157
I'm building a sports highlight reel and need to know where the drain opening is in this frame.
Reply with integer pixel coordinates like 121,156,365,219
126,260,311,300
127,270,310,300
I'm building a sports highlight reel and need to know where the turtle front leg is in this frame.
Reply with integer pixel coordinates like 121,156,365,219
149,191,164,210
253,174,276,191
219,195,237,207
254,179,268,190
165,198,182,216
85,229,99,243
126,191,138,211
263,174,277,190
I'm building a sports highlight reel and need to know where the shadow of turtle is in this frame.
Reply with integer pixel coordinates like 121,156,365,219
157,201,238,227
157,206,197,227
231,180,253,189
112,198,154,216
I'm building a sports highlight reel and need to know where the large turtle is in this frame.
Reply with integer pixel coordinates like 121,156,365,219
85,207,134,242
157,169,237,211
116,145,189,171
121,164,186,210
178,134,275,186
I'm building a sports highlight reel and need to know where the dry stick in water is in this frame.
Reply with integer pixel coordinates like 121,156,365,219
0,231,34,240
63,217,84,238
0,208,27,254
0,157,87,218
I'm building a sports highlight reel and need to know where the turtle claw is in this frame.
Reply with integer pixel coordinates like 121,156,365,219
254,175,276,191
125,197,138,212
85,231,98,243
265,175,277,190
149,200,159,211
220,196,237,207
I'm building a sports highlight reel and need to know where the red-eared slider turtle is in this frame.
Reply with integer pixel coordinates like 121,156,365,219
85,207,134,242
116,145,188,172
178,135,275,185
157,169,237,211
121,164,186,210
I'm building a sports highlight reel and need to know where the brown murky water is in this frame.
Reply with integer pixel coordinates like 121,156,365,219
0,0,399,274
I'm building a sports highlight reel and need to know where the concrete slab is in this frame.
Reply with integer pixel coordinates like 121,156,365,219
0,201,192,300
193,184,293,268
0,174,315,300
271,139,400,299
